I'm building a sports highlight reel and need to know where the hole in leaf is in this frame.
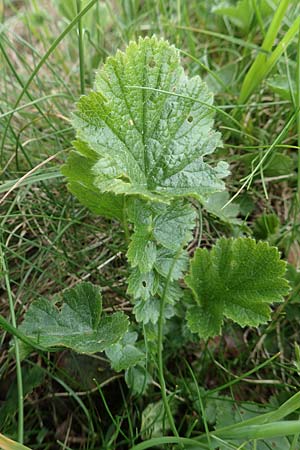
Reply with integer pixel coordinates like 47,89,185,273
142,281,147,287
187,116,193,123
149,60,156,68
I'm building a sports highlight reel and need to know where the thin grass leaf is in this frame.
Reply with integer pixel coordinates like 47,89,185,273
239,0,299,103
215,420,300,440
0,434,32,450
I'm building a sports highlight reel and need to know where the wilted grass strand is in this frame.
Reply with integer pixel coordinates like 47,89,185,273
0,433,32,450
0,243,24,443
0,94,72,120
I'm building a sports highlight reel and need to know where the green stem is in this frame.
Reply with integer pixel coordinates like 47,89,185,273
157,246,183,441
76,0,85,94
122,197,130,243
185,361,212,450
290,429,300,450
0,242,24,443
296,24,300,203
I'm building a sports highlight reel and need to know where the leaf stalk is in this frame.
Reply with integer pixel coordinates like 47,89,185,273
157,245,184,441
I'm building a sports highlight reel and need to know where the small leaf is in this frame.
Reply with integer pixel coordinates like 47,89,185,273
157,280,184,306
263,153,294,177
239,193,255,217
141,400,178,439
154,248,189,280
153,201,196,250
253,213,280,240
204,191,240,225
205,63,238,94
127,226,157,273
133,297,175,324
125,365,152,395
105,331,144,372
133,297,161,324
212,0,254,32
185,238,289,339
240,152,294,178
19,282,128,353
268,73,296,101
127,268,159,300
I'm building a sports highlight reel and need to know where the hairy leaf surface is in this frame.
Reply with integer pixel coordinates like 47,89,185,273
127,226,157,273
133,297,175,324
61,140,124,220
127,268,160,301
19,282,128,353
185,238,289,339
105,332,144,372
66,36,228,204
154,248,189,280
153,202,196,250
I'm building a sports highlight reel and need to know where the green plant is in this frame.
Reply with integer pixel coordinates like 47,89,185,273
212,0,280,35
238,0,300,104
6,36,299,448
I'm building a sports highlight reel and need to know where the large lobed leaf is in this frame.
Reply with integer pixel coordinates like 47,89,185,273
19,282,128,353
62,36,229,212
185,238,289,339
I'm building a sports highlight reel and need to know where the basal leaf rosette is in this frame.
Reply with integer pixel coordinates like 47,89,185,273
63,36,229,210
185,238,290,339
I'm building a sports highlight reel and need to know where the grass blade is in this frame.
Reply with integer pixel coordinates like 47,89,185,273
0,434,32,450
129,436,209,450
0,0,98,158
0,242,24,443
216,420,300,440
297,22,300,201
239,0,296,103
0,170,62,194
76,0,85,94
